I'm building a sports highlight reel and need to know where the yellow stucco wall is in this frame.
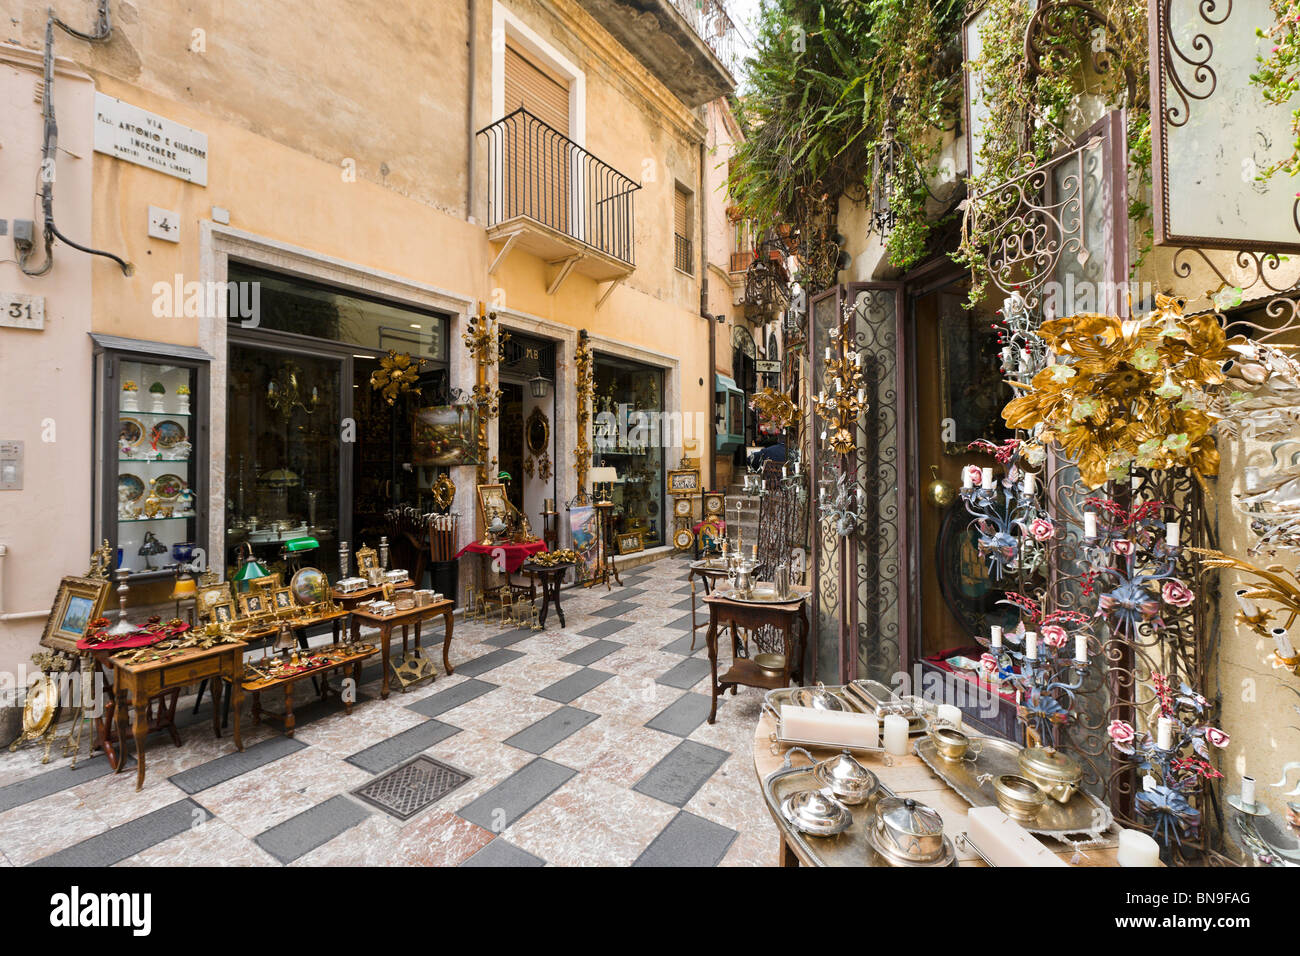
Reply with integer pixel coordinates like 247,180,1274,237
0,0,717,676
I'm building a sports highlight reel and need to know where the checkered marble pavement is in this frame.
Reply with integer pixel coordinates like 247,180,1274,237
0,557,780,867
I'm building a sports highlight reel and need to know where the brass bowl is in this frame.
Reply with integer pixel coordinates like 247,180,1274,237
993,773,1047,822
929,727,971,761
754,653,786,676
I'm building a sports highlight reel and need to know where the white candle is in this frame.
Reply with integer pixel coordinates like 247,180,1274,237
819,486,826,503
1236,588,1259,618
818,390,826,404
856,388,866,404
966,806,1067,867
1271,627,1296,659
1241,775,1257,808
1075,634,1088,664
962,468,973,490
1157,716,1173,750
936,703,962,729
1165,521,1180,548
981,467,994,488
780,704,879,749
1116,828,1161,867
855,351,864,367
825,347,832,361
883,714,909,756
1022,472,1036,495
991,625,1003,649
1025,631,1038,660
1083,511,1098,539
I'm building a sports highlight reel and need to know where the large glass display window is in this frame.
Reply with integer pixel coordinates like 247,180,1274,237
592,353,666,548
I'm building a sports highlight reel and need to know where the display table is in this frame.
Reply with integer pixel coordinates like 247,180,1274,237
349,599,454,698
687,560,731,651
454,539,546,574
243,642,379,737
520,560,574,629
703,588,808,724
752,710,1121,867
94,642,245,791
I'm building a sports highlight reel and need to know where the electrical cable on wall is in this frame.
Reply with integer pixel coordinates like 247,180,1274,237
17,0,133,277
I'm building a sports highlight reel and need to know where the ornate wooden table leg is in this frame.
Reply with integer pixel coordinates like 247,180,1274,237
707,613,720,724
211,679,224,739
231,659,244,752
132,696,148,791
283,680,296,738
380,623,392,699
441,608,455,675
113,685,129,774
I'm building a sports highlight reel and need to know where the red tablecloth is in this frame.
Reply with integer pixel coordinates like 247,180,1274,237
454,540,547,574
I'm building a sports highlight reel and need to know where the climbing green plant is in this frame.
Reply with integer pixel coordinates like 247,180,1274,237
728,0,965,282
1252,0,1300,178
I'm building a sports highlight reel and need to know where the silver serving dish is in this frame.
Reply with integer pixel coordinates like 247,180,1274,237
913,735,1114,840
792,684,844,711
718,585,802,605
872,796,949,864
812,750,878,806
779,787,853,837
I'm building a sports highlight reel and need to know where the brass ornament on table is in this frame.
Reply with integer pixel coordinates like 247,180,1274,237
369,350,426,405
1001,294,1234,488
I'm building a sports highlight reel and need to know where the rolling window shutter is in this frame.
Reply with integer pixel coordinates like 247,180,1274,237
504,45,569,133
674,188,689,238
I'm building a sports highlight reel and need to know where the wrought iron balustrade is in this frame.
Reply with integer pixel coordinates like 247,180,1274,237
668,0,741,78
478,107,640,266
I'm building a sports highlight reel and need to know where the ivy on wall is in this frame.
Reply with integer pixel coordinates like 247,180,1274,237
1252,0,1300,178
727,0,966,283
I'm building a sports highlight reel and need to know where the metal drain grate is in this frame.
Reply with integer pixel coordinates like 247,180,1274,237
352,755,472,821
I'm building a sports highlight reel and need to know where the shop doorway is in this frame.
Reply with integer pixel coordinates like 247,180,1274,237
499,332,557,542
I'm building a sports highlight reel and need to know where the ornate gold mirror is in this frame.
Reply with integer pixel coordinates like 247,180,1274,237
526,407,550,457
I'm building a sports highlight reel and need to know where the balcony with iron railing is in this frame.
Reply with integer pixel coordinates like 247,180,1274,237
478,107,641,288
575,0,738,107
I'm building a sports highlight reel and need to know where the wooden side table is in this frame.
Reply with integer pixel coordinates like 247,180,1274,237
243,643,379,737
703,590,808,724
349,599,454,698
521,561,573,629
95,642,245,790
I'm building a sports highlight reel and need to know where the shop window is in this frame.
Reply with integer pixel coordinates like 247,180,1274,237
592,353,666,548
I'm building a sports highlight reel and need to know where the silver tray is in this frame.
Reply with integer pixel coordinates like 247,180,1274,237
765,684,926,738
914,735,1115,841
716,586,803,605
762,750,956,867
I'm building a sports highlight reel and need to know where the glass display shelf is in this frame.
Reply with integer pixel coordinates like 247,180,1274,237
118,409,192,417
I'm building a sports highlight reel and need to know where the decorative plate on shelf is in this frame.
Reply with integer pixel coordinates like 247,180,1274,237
154,473,186,500
117,473,145,502
151,420,186,449
119,417,145,451
290,567,328,605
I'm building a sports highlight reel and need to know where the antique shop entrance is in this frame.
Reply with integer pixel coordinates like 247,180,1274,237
497,331,558,545
223,264,450,583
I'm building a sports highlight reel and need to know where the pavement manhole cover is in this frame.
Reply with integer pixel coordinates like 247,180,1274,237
352,755,472,821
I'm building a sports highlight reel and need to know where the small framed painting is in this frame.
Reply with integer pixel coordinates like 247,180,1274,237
40,576,112,653
667,469,699,495
238,591,267,617
617,531,644,555
271,587,294,610
212,602,235,624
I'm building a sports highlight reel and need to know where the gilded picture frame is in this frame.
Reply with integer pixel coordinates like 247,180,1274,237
667,469,699,494
39,575,111,653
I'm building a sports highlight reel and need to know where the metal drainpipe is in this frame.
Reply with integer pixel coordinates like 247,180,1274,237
699,136,716,491
466,0,477,223
0,545,49,622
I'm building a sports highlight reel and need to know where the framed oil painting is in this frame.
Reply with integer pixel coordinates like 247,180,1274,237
39,575,111,653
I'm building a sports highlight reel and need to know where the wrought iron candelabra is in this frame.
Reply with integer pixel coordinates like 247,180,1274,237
813,302,868,458
817,470,867,537
986,627,1091,744
958,466,1043,580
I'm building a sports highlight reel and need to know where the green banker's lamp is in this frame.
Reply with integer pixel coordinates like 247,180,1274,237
233,542,270,593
